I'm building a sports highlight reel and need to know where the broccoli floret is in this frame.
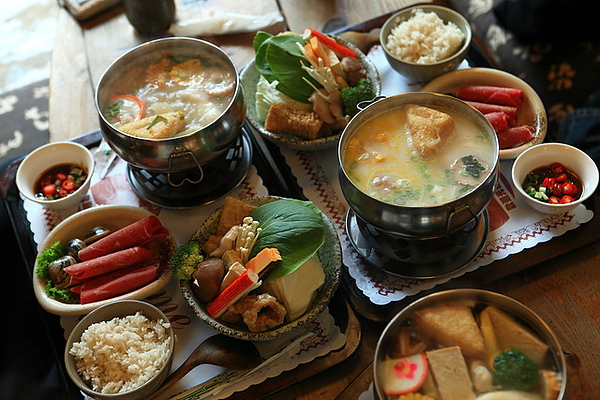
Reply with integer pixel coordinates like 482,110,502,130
171,241,204,280
341,78,376,118
493,349,539,391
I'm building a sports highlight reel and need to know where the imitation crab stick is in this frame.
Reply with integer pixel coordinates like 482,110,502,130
207,269,261,318
456,85,524,108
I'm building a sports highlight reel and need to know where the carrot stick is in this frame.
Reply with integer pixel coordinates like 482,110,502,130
457,85,524,108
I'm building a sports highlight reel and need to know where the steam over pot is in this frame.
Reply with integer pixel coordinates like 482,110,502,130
338,92,499,238
95,37,245,173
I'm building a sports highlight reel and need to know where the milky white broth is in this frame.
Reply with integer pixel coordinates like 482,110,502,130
342,105,494,207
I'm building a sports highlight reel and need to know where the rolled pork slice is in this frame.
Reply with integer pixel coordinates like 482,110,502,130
64,246,154,280
456,85,524,108
78,215,168,261
75,263,159,304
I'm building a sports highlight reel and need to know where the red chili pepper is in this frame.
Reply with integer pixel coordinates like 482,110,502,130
554,173,567,182
40,178,52,187
548,196,561,204
550,162,565,174
305,28,358,58
109,94,146,123
561,181,578,195
561,195,575,203
55,172,68,181
42,184,56,196
62,179,76,191
58,188,69,197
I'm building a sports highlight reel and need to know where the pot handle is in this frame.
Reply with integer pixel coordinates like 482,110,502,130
167,144,204,187
446,204,478,238
356,95,386,112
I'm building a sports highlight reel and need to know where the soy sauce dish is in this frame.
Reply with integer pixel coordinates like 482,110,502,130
16,141,94,210
373,289,566,400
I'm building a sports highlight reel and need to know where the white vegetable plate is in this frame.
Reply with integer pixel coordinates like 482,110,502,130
33,205,175,316
422,67,547,159
241,35,381,151
180,196,342,341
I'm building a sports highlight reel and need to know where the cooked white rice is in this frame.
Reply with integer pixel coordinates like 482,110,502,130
386,9,465,64
69,312,172,394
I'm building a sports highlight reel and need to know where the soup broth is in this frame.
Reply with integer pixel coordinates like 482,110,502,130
103,54,236,139
343,104,494,207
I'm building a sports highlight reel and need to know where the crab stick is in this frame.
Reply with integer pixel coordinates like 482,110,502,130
207,269,260,318
457,85,524,108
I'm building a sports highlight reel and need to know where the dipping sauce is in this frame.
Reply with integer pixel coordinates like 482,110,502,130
342,104,495,207
34,164,88,200
376,300,563,399
103,55,236,139
521,162,583,204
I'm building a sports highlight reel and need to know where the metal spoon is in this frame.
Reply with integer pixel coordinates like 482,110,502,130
146,334,262,400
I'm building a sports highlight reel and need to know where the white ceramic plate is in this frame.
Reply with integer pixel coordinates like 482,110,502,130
180,197,342,341
241,35,381,151
33,205,175,316
422,67,547,159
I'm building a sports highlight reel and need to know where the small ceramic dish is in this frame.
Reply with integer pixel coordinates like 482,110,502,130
373,289,566,400
65,300,175,400
33,205,175,315
241,35,381,151
512,143,599,214
180,196,342,341
380,5,472,83
16,141,95,210
423,67,547,159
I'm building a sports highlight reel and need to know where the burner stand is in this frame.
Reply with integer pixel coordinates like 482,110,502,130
127,129,252,208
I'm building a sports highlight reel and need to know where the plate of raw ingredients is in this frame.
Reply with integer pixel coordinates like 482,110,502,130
33,205,176,316
175,196,342,341
423,67,547,159
241,28,381,151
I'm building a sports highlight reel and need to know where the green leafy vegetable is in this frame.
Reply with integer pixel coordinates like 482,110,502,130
253,31,320,103
493,349,539,391
250,199,325,280
36,241,78,304
171,240,204,280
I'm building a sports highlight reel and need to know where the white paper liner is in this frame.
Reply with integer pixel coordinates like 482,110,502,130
23,152,346,399
279,45,594,306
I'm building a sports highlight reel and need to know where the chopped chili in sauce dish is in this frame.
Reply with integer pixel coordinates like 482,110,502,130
521,162,583,204
34,164,88,201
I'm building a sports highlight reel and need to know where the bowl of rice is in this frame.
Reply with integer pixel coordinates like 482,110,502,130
64,300,174,399
380,5,472,83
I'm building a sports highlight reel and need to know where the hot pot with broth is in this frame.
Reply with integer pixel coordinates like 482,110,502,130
338,93,499,278
95,37,245,175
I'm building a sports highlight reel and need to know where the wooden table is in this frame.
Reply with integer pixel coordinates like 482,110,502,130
46,1,600,399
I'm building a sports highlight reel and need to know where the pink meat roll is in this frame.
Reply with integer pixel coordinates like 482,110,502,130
78,215,168,261
484,111,510,133
457,85,524,108
464,101,518,124
64,246,154,280
75,263,159,304
497,125,535,149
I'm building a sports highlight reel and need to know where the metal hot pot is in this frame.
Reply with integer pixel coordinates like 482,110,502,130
338,93,499,278
95,37,245,175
